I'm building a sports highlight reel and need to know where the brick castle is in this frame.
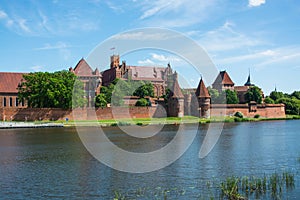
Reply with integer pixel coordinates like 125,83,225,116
0,55,285,120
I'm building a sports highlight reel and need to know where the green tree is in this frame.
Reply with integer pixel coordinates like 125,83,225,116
269,91,284,101
264,96,275,104
95,93,107,108
18,70,86,108
72,79,87,108
133,82,154,98
225,89,239,104
276,98,300,115
245,86,263,104
111,86,124,106
208,87,220,104
291,91,300,100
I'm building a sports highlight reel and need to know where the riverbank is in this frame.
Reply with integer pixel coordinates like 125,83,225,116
24,114,300,127
0,121,64,129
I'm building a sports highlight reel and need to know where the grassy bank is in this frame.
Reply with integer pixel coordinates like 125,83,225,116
32,114,300,127
112,171,296,200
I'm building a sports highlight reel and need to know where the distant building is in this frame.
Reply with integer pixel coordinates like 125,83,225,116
0,72,26,108
102,55,174,97
69,58,102,107
212,70,235,92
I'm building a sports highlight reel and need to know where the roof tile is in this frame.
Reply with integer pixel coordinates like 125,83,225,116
0,72,24,93
195,78,210,98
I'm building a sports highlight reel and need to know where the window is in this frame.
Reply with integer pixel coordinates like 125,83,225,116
16,98,19,107
21,99,25,107
9,97,13,107
3,97,6,107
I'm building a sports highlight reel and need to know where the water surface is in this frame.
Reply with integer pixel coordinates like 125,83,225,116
0,120,299,199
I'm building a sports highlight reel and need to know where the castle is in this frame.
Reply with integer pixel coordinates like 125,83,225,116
0,55,285,120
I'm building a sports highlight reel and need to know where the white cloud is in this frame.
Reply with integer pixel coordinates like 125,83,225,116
151,53,181,62
137,53,184,66
35,42,71,50
248,0,266,7
0,3,101,36
17,18,31,33
198,21,262,52
215,46,300,72
35,42,72,61
138,59,155,65
112,31,176,41
31,65,44,72
137,0,218,27
0,10,8,19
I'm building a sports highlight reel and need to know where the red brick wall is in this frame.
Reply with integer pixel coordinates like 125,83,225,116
0,106,167,121
210,104,285,118
0,103,285,121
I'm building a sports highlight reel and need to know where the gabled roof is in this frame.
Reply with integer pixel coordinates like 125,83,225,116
195,78,210,98
234,86,249,92
73,58,94,76
169,73,184,98
0,72,24,94
128,66,167,80
213,71,234,86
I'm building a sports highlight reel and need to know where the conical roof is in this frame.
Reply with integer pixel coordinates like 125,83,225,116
169,72,184,98
195,78,210,98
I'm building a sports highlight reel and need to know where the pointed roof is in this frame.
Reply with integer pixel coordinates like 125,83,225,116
94,68,101,76
195,78,210,98
244,70,254,86
213,70,234,86
73,58,93,76
169,72,184,98
0,72,25,93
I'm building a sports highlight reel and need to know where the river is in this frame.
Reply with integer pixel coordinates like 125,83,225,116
0,120,299,199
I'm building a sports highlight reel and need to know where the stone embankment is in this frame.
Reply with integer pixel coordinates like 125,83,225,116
0,122,64,129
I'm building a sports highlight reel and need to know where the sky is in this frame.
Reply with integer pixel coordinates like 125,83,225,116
0,0,299,95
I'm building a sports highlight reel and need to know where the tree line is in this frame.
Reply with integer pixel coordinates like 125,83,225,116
265,90,300,115
208,86,263,104
18,71,86,108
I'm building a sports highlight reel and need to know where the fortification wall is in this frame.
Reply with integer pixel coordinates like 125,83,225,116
0,106,167,121
210,104,285,118
0,103,285,121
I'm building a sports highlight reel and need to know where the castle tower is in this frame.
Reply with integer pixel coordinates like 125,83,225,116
212,70,234,92
110,54,120,68
195,78,211,118
244,69,254,86
168,72,184,117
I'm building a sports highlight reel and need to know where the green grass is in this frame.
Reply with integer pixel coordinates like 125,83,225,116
14,114,300,127
111,172,295,200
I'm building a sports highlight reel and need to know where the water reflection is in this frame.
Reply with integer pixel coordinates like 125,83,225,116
0,120,299,199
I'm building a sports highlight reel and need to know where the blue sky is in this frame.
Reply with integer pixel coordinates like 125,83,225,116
0,0,299,94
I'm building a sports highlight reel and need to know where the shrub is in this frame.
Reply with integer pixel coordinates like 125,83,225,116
254,114,260,118
264,97,275,104
135,98,150,107
136,122,143,126
118,121,131,126
234,112,243,118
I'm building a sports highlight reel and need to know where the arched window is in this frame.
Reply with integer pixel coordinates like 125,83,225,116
3,97,6,107
9,97,13,107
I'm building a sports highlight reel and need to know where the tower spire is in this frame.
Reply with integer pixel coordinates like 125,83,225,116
244,68,253,86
